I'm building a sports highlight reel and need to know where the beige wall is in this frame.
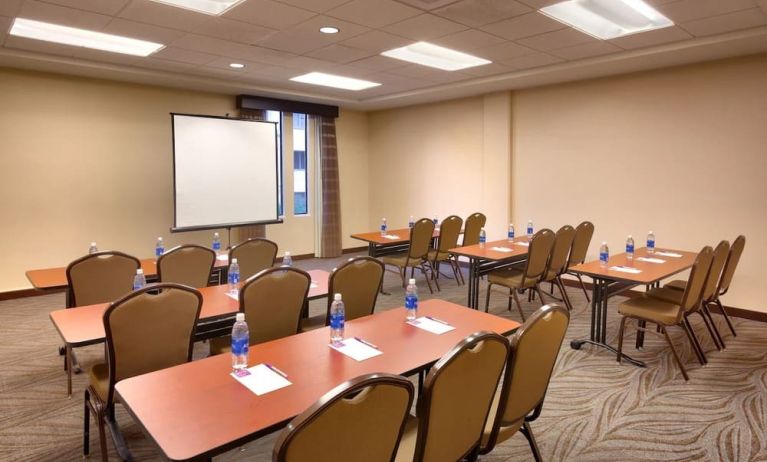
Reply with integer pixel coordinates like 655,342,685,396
512,54,767,312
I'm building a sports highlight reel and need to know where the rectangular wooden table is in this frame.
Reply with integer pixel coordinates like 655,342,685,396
350,227,440,258
449,237,530,309
568,247,696,366
49,269,329,396
115,298,519,462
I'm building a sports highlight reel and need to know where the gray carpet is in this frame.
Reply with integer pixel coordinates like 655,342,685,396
1,252,765,461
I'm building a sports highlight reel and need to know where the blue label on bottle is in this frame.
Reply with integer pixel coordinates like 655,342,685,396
433,219,438,224
381,224,386,231
229,273,239,284
405,295,417,310
231,336,248,356
626,244,634,253
408,222,414,228
508,231,514,239
156,247,163,257
213,242,221,250
600,252,609,263
479,236,486,243
647,239,655,249
330,312,345,330
527,227,533,235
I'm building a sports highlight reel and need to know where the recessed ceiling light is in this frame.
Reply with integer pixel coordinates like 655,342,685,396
540,0,673,40
319,26,339,34
381,41,491,71
148,0,247,16
229,62,245,69
9,18,164,57
290,72,381,91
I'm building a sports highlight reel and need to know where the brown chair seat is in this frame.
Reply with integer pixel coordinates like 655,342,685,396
618,295,680,326
664,279,687,291
427,249,450,262
648,287,684,304
381,252,421,268
393,415,418,462
487,267,526,287
300,314,326,332
88,363,110,403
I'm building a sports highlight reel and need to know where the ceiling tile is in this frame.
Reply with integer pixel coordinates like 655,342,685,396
280,55,341,72
480,12,565,41
680,7,767,36
657,0,756,24
274,0,354,13
3,35,75,56
152,46,218,65
0,0,21,17
195,17,277,44
118,0,210,32
459,61,512,76
305,43,373,63
549,41,622,60
0,16,13,45
72,47,143,65
360,71,432,94
394,0,462,9
433,0,532,27
202,56,268,72
516,27,596,51
242,46,298,65
35,0,129,16
382,13,467,40
339,29,411,53
138,57,199,73
608,26,693,50
326,0,421,28
480,40,536,61
431,28,506,49
103,18,185,44
18,0,112,30
284,15,370,43
345,54,409,71
502,51,562,69
171,33,273,61
224,0,317,29
245,64,303,80
257,29,329,53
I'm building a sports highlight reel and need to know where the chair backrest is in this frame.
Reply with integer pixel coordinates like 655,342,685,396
717,235,746,296
483,304,569,453
567,221,594,267
229,238,278,280
157,244,215,289
545,225,576,278
678,246,714,315
103,283,202,405
413,332,509,462
327,257,384,324
240,267,311,344
436,215,463,253
521,229,556,285
408,218,435,260
66,251,141,307
461,212,486,247
701,240,730,302
273,373,414,462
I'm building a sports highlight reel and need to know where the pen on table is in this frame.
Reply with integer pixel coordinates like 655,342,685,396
426,316,449,325
354,337,379,350
265,363,288,378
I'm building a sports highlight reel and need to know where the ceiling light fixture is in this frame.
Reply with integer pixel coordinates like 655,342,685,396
229,62,245,69
381,41,491,71
9,18,164,57
148,0,247,16
540,0,673,40
290,72,380,91
319,26,340,34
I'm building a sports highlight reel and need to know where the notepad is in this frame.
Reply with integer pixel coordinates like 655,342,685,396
609,266,642,274
514,242,530,247
636,257,666,264
490,246,513,253
310,282,318,289
655,251,683,258
329,337,382,362
231,363,292,396
216,254,228,261
382,234,400,240
407,316,455,335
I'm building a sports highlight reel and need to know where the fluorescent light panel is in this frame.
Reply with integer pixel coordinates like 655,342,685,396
149,0,246,15
290,72,381,91
381,41,491,71
540,0,673,40
10,18,164,57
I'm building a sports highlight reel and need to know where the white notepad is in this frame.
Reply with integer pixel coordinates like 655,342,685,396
383,234,400,240
514,242,530,247
231,363,292,396
310,282,318,289
609,266,642,274
329,337,382,362
636,257,666,264
655,251,683,258
407,316,455,335
216,254,229,261
490,246,513,253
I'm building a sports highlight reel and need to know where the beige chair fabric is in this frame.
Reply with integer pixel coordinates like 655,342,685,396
540,225,576,311
566,221,595,302
273,373,414,462
461,212,486,247
229,238,278,280
157,244,215,289
66,251,141,307
381,218,439,294
428,215,464,286
480,304,570,461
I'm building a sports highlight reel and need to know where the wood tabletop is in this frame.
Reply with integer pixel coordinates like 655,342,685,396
115,299,519,462
49,269,330,347
27,257,230,290
350,227,440,245
569,247,696,284
449,237,530,261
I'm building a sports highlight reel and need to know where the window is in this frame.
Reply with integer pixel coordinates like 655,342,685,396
293,113,308,215
265,110,283,216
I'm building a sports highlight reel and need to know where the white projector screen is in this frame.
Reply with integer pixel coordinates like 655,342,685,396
171,114,280,231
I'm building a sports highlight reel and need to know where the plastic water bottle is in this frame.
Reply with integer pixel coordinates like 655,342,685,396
155,237,164,257
527,220,534,238
479,228,487,246
133,269,146,290
212,232,221,254
380,218,387,236
405,278,418,321
600,242,609,268
647,231,656,254
228,258,240,294
408,216,415,228
283,251,292,267
433,215,438,226
330,293,345,344
626,235,635,260
508,223,515,240
231,312,249,373
88,242,98,254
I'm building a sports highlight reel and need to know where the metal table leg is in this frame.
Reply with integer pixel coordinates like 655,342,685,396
66,344,73,397
467,258,480,309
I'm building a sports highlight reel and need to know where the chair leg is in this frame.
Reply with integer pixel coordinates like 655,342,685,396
534,284,547,306
83,389,91,455
575,273,590,302
507,288,513,312
616,316,627,363
682,318,707,365
702,303,726,349
456,258,465,285
715,298,737,337
520,421,543,462
96,406,108,462
697,310,722,351
662,326,689,381
555,278,573,311
449,260,461,286
420,264,435,294
484,283,493,313
512,290,526,322
427,261,441,292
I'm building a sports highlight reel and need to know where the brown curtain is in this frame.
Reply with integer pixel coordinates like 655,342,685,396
317,116,342,257
237,108,267,242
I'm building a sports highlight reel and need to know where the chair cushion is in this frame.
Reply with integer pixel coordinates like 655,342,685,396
427,249,450,262
89,363,110,402
209,335,232,356
648,287,683,305
664,280,687,291
300,314,326,332
618,295,681,326
487,268,527,288
381,253,420,268
394,415,418,462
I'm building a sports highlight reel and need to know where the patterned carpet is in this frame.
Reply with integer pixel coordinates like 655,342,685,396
0,252,765,462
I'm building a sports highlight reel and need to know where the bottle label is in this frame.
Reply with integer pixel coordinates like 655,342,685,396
508,231,514,239
405,295,418,310
156,247,163,257
381,224,386,231
626,244,634,253
133,282,143,290
433,219,438,224
408,222,414,228
647,239,655,249
330,312,345,330
479,236,486,243
600,252,609,263
527,227,533,235
213,242,221,251
231,336,249,356
229,273,240,284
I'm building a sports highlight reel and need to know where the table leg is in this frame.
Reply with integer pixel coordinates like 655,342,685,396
66,344,73,397
467,258,479,309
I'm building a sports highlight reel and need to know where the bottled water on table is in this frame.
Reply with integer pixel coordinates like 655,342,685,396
231,312,249,373
405,278,418,321
330,294,345,344
479,228,487,246
408,216,415,228
626,235,635,260
88,242,98,254
283,251,292,267
155,237,164,257
647,231,656,254
380,218,387,236
133,269,146,290
527,220,534,238
508,223,515,240
212,232,221,254
228,258,240,295
599,242,609,268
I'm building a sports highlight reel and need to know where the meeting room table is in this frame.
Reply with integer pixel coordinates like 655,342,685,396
449,237,530,310
115,299,520,462
49,269,330,396
350,227,441,258
568,246,697,366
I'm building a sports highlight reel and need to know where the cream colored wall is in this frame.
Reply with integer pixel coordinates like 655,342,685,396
512,54,767,312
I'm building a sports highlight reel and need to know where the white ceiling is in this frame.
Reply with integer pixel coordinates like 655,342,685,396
1,0,767,110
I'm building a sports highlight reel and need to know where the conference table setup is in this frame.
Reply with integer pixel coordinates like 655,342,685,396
350,227,440,258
